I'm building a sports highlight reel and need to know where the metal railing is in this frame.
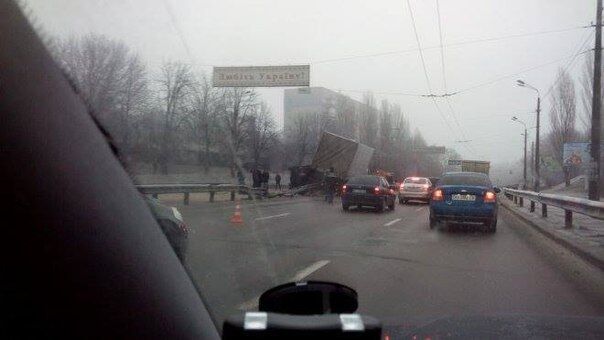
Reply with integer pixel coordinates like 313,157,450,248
136,181,325,205
137,184,251,204
503,187,604,228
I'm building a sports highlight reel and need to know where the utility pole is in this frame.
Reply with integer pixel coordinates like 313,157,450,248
523,128,527,189
535,97,541,192
516,80,541,191
531,141,535,181
589,0,603,200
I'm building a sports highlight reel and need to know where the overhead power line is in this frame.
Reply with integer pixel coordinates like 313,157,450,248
454,49,591,95
434,0,476,157
405,0,466,148
542,29,595,100
311,25,586,65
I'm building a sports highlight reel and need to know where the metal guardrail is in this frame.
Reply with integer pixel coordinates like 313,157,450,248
503,187,604,228
136,182,325,205
137,184,252,204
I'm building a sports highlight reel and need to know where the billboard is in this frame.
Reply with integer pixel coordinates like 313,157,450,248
563,142,590,167
213,65,310,87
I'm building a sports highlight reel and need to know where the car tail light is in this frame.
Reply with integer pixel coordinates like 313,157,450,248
374,186,380,194
432,189,443,201
342,184,347,193
484,191,496,203
400,183,404,190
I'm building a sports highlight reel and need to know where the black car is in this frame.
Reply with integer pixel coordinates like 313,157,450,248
341,175,397,212
144,196,189,261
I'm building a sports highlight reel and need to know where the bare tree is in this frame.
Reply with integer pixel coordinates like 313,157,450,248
190,75,216,172
219,88,259,176
285,114,320,166
358,92,378,148
248,103,278,168
53,34,148,152
549,68,578,165
333,95,357,139
156,61,194,174
116,54,148,154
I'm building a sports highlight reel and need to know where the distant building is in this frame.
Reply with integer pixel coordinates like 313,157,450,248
283,87,362,133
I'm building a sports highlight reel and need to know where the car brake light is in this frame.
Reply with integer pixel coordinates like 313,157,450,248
432,189,443,201
374,187,380,194
484,191,496,202
400,184,404,190
342,184,347,192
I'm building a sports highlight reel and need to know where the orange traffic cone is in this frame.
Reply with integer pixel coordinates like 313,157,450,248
230,201,244,224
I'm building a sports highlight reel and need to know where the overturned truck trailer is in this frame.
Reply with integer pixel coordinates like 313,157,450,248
311,132,375,180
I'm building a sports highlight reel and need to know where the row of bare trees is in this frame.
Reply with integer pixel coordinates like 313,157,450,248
52,34,279,175
53,33,445,178
540,53,601,171
283,92,446,177
526,52,604,186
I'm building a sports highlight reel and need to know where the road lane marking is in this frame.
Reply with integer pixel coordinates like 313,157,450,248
254,212,291,221
291,260,330,282
384,218,402,226
415,206,425,212
237,260,330,310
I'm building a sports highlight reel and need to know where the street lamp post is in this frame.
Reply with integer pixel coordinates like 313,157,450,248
512,116,528,189
517,80,541,191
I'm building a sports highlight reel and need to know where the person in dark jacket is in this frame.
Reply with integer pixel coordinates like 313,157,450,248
275,173,282,191
324,167,336,204
252,169,260,188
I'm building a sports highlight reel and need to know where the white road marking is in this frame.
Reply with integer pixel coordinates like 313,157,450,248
384,218,402,226
415,206,425,212
291,260,330,282
237,260,330,310
254,212,291,221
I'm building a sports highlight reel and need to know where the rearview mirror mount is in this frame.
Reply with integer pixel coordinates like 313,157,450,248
259,281,358,315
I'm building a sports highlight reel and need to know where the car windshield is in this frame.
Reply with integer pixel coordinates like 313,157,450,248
441,174,490,186
404,178,428,184
20,0,604,333
347,176,379,186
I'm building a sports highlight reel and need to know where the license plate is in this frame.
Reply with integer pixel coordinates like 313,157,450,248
353,189,365,193
452,194,476,201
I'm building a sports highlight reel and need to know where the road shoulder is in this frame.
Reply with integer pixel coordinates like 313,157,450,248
500,202,604,307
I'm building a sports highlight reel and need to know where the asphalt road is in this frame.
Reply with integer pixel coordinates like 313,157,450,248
165,196,604,327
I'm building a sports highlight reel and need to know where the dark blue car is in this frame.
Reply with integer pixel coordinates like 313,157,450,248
429,172,500,232
341,175,397,212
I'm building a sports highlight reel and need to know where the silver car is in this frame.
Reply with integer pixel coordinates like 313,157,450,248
399,177,432,204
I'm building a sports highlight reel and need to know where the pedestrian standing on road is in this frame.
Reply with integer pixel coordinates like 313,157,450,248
252,169,260,188
275,173,282,191
262,170,270,196
324,167,336,204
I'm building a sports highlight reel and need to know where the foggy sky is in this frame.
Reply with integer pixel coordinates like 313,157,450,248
23,0,596,163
